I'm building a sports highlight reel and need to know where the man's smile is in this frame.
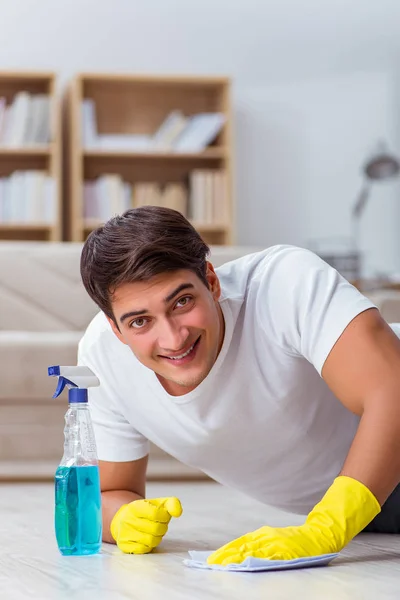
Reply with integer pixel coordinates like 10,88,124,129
158,336,201,365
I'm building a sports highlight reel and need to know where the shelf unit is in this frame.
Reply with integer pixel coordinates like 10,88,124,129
66,73,234,244
0,72,61,241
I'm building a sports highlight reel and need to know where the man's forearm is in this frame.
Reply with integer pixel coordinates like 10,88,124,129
321,309,400,508
101,490,143,543
340,392,400,506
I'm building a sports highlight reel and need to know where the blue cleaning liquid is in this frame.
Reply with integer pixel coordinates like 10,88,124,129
55,465,102,556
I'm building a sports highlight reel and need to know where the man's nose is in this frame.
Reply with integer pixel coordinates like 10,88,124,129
157,319,189,351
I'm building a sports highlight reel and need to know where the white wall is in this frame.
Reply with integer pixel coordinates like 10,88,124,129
3,0,400,276
236,72,400,276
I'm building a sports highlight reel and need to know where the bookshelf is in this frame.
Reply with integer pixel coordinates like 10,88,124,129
0,72,61,241
66,73,234,244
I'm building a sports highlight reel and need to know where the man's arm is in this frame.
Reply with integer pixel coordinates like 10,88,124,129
208,306,400,565
99,455,148,543
322,307,400,505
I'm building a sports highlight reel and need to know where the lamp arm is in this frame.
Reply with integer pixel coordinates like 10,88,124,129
352,183,371,219
351,183,371,255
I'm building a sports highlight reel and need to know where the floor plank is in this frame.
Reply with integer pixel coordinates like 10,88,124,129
0,481,399,599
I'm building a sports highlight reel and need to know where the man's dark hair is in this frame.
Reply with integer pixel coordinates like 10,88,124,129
80,206,210,323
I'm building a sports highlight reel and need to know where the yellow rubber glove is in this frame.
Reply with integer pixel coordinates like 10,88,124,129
207,476,381,565
110,496,183,554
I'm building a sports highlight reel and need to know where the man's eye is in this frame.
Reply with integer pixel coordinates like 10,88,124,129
176,296,191,308
130,317,148,329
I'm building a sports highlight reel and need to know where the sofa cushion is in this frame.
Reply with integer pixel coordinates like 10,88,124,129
0,331,83,400
0,243,97,331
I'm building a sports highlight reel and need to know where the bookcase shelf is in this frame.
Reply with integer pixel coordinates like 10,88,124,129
0,146,52,156
0,72,61,241
0,223,55,242
83,147,229,160
82,220,230,247
83,218,229,231
66,73,234,244
0,223,53,231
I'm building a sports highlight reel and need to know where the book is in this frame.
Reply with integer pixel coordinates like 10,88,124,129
81,99,98,147
31,95,51,144
83,175,133,220
173,113,225,152
0,98,6,142
98,134,152,151
7,92,31,146
0,94,51,146
152,111,188,150
162,183,188,215
187,169,228,224
0,170,55,223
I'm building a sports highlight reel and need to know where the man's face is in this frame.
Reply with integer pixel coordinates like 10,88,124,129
107,264,224,396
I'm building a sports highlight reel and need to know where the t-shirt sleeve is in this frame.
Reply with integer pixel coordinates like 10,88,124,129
256,246,376,375
77,341,150,462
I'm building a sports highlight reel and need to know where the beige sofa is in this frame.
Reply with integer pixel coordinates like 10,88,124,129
0,242,262,481
1,242,400,481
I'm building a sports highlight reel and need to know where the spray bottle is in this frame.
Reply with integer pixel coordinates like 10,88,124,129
48,365,102,556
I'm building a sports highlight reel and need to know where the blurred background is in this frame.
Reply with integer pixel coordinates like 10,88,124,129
3,0,400,277
2,0,400,479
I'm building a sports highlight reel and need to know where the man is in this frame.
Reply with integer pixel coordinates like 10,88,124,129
78,205,400,565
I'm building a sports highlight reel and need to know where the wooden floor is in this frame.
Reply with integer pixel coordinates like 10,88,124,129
1,481,399,599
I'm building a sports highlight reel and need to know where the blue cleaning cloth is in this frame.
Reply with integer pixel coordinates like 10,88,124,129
183,550,339,572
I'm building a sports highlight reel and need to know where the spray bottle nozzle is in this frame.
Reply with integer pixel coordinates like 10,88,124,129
52,376,77,398
48,365,100,403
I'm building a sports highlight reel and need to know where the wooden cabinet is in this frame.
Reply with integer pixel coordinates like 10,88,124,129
66,73,234,244
0,72,61,241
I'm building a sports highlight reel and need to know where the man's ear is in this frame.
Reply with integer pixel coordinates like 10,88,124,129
205,261,221,301
106,314,128,345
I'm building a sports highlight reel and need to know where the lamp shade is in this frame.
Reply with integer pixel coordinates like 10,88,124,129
364,150,400,181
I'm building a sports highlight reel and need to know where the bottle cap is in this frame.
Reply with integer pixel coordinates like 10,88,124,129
69,388,88,404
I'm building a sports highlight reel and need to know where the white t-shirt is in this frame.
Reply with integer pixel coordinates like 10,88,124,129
78,245,386,514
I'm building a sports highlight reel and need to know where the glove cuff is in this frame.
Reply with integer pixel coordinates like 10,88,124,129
307,475,381,547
